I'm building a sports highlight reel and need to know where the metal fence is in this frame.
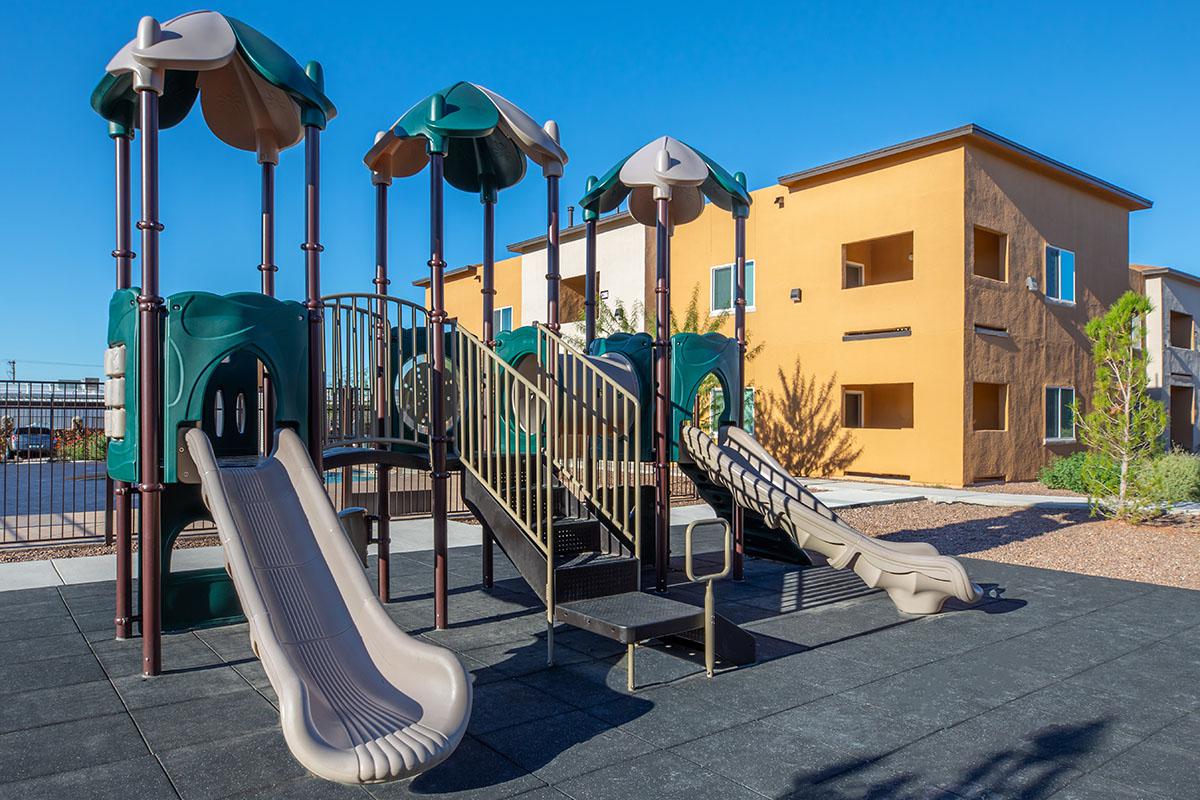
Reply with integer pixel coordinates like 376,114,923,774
0,380,112,546
0,377,698,548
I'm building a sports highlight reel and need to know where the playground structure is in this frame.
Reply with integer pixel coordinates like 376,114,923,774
92,9,980,787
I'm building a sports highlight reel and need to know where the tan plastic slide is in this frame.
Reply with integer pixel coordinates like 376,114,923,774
187,428,471,784
681,424,981,614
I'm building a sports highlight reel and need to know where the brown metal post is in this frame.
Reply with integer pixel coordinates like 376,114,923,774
111,124,135,640
429,152,449,629
481,187,496,588
545,175,561,332
137,86,164,676
583,175,599,348
481,192,497,348
732,212,747,581
259,161,277,453
654,197,671,592
584,233,598,349
373,178,391,603
259,162,277,296
302,125,324,471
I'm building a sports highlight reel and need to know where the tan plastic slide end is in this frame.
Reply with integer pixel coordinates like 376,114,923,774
187,428,471,783
681,424,981,614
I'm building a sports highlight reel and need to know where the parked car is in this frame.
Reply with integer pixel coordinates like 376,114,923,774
8,426,54,459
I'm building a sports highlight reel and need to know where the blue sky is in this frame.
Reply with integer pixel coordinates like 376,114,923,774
0,1,1196,380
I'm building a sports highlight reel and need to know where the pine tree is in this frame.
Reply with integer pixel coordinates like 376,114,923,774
1076,291,1166,519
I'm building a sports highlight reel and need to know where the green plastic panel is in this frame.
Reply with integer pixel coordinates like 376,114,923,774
671,333,739,460
226,16,336,128
106,288,141,483
162,291,309,484
589,332,654,458
159,482,243,631
90,69,201,132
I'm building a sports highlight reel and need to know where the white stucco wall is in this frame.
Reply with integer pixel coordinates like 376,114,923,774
1144,272,1200,450
519,219,647,328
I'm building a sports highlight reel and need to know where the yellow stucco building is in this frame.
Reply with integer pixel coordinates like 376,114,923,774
422,125,1151,486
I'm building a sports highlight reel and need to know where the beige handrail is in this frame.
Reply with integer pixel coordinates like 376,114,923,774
532,324,642,564
455,328,556,616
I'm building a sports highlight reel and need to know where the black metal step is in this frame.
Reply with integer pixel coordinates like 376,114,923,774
462,468,639,605
555,591,756,665
554,551,639,603
552,518,602,557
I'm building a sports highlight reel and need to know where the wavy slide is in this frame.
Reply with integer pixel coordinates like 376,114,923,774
680,424,981,614
187,428,471,784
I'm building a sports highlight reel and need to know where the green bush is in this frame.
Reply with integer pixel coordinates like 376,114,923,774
1143,450,1200,503
57,430,108,462
1038,452,1090,493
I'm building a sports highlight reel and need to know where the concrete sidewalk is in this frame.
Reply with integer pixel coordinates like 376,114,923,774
0,516,488,593
805,478,1092,510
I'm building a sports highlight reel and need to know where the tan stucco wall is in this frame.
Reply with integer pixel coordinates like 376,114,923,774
669,147,969,484
418,139,1141,487
422,253,524,338
963,144,1131,482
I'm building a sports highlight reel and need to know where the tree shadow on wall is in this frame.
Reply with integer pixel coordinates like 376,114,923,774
755,359,861,477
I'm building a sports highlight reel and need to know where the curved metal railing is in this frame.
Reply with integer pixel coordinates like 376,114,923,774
321,293,456,452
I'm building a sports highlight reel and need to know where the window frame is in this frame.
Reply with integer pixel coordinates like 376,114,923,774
843,389,865,429
1044,245,1076,305
709,260,756,316
1044,386,1077,443
843,260,865,289
493,305,513,334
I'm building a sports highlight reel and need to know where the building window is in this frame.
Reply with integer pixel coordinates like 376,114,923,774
843,261,865,289
972,383,1007,431
842,383,914,429
1169,311,1194,349
493,306,513,334
973,227,1006,281
1045,386,1076,441
561,275,589,322
704,386,756,435
1045,246,1075,303
710,260,756,314
842,232,914,288
843,390,864,428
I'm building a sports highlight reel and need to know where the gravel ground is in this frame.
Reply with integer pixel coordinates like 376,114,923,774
0,533,220,564
840,501,1200,590
965,480,1083,497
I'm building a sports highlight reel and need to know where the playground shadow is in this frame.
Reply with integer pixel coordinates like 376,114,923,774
791,717,1116,799
873,506,1093,557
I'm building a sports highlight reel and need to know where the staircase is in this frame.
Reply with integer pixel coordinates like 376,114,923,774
455,325,755,672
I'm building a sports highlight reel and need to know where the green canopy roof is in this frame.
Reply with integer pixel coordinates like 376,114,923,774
364,82,567,196
91,11,335,143
579,136,750,227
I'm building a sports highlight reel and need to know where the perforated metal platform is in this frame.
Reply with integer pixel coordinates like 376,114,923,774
555,591,705,644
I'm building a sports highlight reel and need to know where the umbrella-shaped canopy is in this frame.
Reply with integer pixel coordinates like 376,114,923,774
363,82,567,196
91,11,336,162
580,136,751,227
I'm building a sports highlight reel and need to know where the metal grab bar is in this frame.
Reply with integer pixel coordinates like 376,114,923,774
684,518,733,678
